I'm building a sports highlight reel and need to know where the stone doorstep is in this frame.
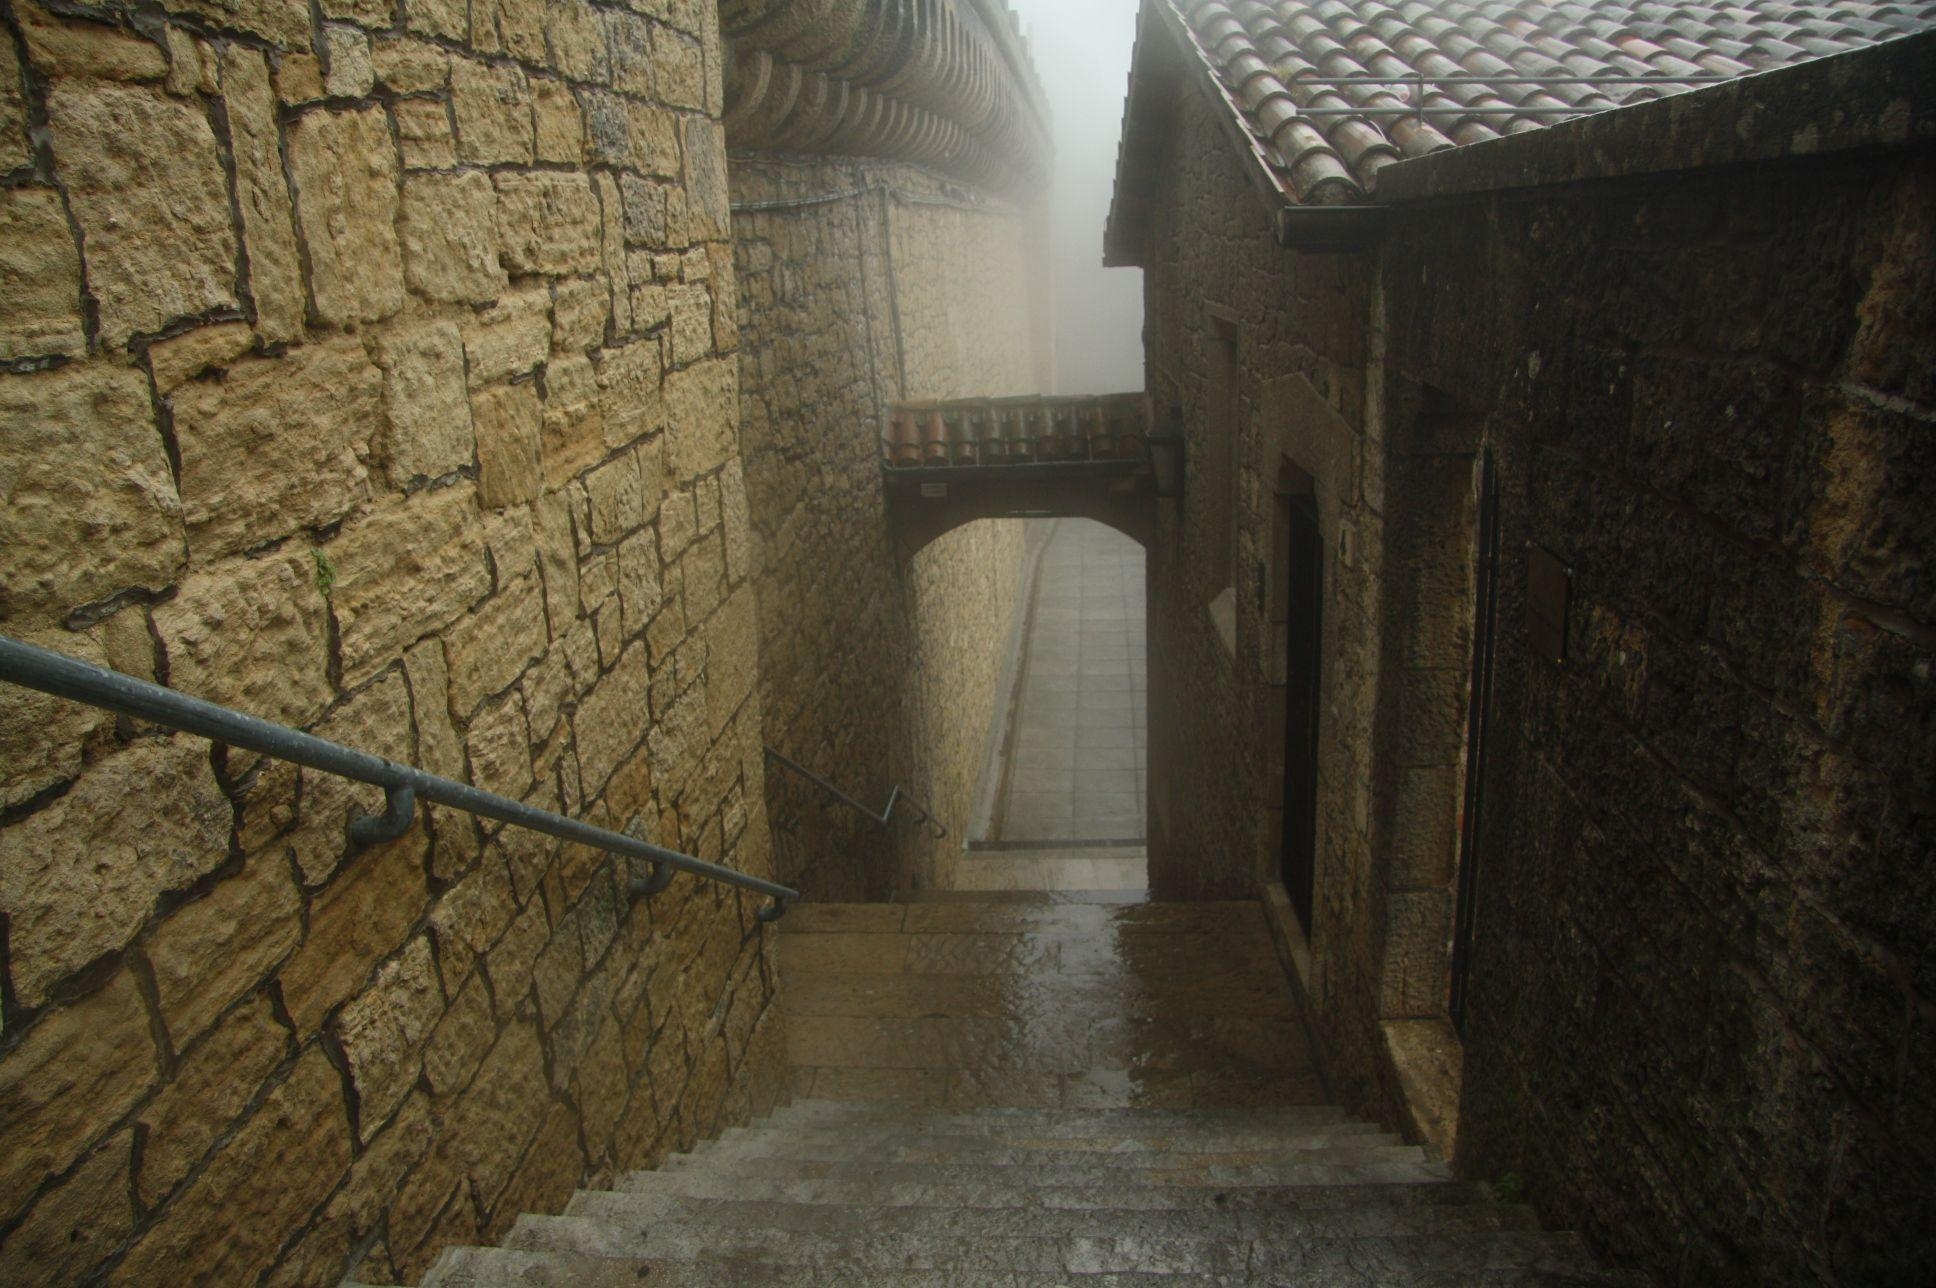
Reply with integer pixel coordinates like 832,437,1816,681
502,1210,1609,1279
563,1186,1541,1242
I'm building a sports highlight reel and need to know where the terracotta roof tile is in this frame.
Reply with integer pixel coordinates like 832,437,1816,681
1169,0,1936,202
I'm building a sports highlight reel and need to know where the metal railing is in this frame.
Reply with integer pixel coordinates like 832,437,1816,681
0,635,798,921
763,747,947,840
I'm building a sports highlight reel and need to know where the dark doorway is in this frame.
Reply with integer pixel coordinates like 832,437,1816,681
1279,493,1322,932
1449,449,1499,1035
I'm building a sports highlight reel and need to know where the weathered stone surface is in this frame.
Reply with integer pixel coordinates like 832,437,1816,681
336,936,444,1140
423,969,496,1098
164,0,311,49
451,57,534,165
574,640,649,795
423,1021,549,1210
473,0,546,62
395,96,458,170
289,671,419,885
617,529,663,637
664,356,738,479
684,116,730,240
656,24,706,110
468,688,532,797
280,830,429,1034
0,1132,135,1284
594,337,666,454
406,0,467,41
0,354,182,620
463,285,551,386
46,80,235,347
706,586,759,738
0,970,155,1220
276,50,326,104
111,1047,351,1286
146,853,302,1046
171,336,379,560
486,1100,581,1239
0,737,229,1007
0,31,30,171
585,449,645,543
473,380,544,510
264,1090,429,1288
220,46,304,343
0,186,85,361
323,23,374,97
372,36,448,94
535,488,581,631
323,0,395,27
15,3,167,82
405,638,465,778
553,275,609,353
533,75,584,164
0,628,108,809
667,283,714,367
495,171,602,276
152,549,332,731
146,321,254,392
326,481,492,684
445,573,548,715
376,321,475,488
290,105,404,327
541,352,608,486
400,173,504,306
596,172,633,334
544,0,609,82
135,992,287,1206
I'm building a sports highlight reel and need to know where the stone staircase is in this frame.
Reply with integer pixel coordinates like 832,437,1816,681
409,893,1642,1285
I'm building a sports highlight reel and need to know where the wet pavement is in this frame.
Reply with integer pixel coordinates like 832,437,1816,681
781,898,1325,1111
988,520,1147,844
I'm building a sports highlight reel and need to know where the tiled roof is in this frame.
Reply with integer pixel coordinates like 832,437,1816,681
1171,1,1936,204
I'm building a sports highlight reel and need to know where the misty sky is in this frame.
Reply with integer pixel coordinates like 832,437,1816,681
1010,0,1146,396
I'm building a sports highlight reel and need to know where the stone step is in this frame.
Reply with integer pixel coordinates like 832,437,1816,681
503,1211,1626,1282
671,1134,1423,1174
696,1119,1395,1161
423,1244,1236,1286
564,1185,1543,1242
658,1144,1442,1189
768,1098,1353,1134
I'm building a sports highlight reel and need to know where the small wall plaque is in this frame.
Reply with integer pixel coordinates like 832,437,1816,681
919,482,948,499
1527,544,1570,665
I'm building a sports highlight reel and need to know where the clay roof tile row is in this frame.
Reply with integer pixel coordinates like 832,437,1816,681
1168,0,1936,203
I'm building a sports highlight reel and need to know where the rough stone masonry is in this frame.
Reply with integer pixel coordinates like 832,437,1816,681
0,1,790,1281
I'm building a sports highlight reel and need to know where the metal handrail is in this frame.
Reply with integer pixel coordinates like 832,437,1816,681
0,635,798,921
763,747,947,840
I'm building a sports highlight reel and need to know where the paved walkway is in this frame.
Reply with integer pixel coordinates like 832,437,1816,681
955,520,1147,892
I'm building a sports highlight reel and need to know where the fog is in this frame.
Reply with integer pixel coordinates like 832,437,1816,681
1011,0,1146,396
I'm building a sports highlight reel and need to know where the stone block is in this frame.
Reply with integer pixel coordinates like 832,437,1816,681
585,450,645,544
0,628,109,810
47,80,235,347
484,1100,581,1240
290,105,404,327
146,854,302,1046
604,10,653,97
706,586,758,738
683,116,730,241
146,322,253,393
540,352,607,487
720,463,753,582
655,25,705,110
533,74,584,163
0,737,229,1007
395,97,458,170
326,482,493,684
0,186,85,361
404,640,465,778
463,285,551,385
260,1092,429,1288
324,0,396,27
164,0,310,48
376,321,475,489
474,0,546,61
544,0,610,82
451,56,534,166
668,283,714,367
663,356,738,480
433,1021,550,1209
575,640,649,796
618,529,663,637
445,573,548,716
275,50,326,104
216,46,304,344
401,171,507,303
595,173,633,334
495,171,602,277
553,275,609,352
406,0,467,41
486,899,551,1016
171,336,379,561
322,23,374,97
0,1132,134,1284
626,97,680,176
467,688,533,797
0,970,155,1222
336,936,444,1141
472,381,544,510
280,834,430,1035
111,1047,352,1286
152,549,332,731
594,337,666,452
372,37,448,94
14,3,167,82
135,992,287,1207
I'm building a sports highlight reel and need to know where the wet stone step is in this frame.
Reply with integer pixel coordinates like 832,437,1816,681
503,1212,1616,1281
669,1137,1422,1173
768,1099,1352,1133
422,1245,1244,1286
698,1119,1393,1157
656,1145,1441,1189
564,1186,1543,1242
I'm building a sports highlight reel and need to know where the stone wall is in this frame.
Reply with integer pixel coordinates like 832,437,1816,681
0,2,786,1282
1136,56,1936,1287
731,155,1040,899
